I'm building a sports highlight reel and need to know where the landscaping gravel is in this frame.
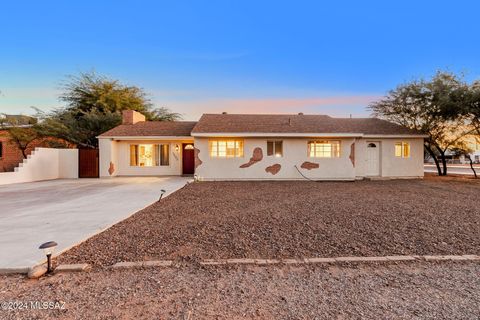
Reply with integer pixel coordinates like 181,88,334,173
1,262,479,319
58,175,480,267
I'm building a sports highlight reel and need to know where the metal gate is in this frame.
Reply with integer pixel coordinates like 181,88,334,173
78,149,99,178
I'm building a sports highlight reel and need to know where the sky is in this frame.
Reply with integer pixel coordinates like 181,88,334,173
0,0,479,120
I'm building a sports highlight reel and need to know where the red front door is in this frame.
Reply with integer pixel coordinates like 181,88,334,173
182,143,195,175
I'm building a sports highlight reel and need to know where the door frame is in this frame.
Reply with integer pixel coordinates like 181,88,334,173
366,141,381,177
181,143,195,175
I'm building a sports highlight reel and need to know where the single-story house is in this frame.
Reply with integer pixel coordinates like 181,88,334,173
98,110,426,180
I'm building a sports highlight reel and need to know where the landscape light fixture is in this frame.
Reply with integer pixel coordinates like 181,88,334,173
159,189,166,201
39,241,58,273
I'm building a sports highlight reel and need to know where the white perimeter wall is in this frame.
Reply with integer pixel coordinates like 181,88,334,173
99,138,193,177
0,148,78,185
195,137,425,180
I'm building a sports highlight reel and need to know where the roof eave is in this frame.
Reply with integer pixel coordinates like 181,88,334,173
191,132,363,138
362,134,428,138
97,135,193,140
191,132,427,138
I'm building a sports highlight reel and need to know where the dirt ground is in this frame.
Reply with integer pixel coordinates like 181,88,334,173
58,175,480,267
2,176,480,319
1,262,479,319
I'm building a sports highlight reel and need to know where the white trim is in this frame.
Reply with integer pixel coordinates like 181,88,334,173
363,134,428,138
98,136,194,141
98,133,428,139
192,132,428,138
192,132,362,138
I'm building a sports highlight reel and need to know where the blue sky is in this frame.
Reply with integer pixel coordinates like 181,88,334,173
1,0,479,120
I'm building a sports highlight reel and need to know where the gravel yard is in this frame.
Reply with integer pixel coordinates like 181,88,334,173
58,175,480,267
1,262,480,319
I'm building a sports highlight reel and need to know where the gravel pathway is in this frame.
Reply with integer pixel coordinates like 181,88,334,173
57,176,480,267
1,262,479,319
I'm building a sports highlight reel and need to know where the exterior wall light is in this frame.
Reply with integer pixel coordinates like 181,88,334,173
175,144,180,152
39,241,58,273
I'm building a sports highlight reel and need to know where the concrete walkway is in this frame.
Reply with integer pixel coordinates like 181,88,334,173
0,177,191,269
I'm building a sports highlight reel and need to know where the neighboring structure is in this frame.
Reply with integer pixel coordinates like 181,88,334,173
0,129,55,172
424,135,480,164
0,114,36,172
0,115,74,172
98,110,426,180
463,135,480,163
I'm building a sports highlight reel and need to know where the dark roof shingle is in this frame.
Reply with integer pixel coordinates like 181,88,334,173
99,121,197,137
191,114,422,136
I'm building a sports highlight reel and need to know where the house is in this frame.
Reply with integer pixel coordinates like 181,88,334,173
98,110,426,180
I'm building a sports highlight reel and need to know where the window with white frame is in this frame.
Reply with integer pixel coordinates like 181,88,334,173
209,140,244,157
129,144,170,166
395,142,410,158
308,141,340,158
267,141,283,157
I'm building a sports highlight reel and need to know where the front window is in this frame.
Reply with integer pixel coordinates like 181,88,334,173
130,144,170,166
395,142,410,158
209,140,244,157
308,141,340,158
267,141,283,157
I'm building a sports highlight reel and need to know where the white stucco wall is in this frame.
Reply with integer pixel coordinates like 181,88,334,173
99,136,425,180
99,138,115,177
99,138,193,177
195,137,425,180
194,137,357,180
354,138,424,178
0,148,78,185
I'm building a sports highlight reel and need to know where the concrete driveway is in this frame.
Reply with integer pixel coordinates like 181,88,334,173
0,177,191,269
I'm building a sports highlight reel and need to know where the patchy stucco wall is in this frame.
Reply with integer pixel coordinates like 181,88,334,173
195,137,424,180
99,138,194,177
99,136,425,180
194,137,357,180
99,138,115,177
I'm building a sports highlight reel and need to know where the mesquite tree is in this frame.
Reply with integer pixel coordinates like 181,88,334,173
35,71,181,148
370,72,474,176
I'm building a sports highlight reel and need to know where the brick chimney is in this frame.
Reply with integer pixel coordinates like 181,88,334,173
122,110,146,125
